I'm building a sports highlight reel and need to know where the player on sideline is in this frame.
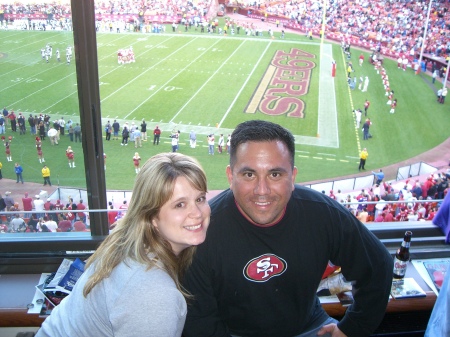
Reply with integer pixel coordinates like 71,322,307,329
56,49,60,62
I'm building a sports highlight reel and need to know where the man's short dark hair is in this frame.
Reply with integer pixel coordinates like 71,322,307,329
229,120,295,168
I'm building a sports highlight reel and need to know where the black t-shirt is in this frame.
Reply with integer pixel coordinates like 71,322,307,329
183,187,393,337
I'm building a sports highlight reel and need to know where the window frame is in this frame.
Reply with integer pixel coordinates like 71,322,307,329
0,0,108,274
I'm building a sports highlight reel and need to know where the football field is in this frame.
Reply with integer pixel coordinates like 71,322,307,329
0,28,448,190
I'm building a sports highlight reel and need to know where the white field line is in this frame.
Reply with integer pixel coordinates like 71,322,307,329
171,39,248,124
125,38,225,119
103,37,198,110
218,41,272,127
8,72,74,107
0,63,61,93
0,34,59,77
40,36,136,112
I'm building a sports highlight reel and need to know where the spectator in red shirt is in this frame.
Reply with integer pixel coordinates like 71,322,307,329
77,199,86,221
384,210,394,222
107,202,118,229
73,220,89,232
58,215,72,232
374,212,385,222
22,192,33,219
44,198,54,211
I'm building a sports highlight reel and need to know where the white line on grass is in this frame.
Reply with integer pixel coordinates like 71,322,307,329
125,38,226,120
0,63,61,94
217,41,272,127
8,72,74,107
171,39,249,124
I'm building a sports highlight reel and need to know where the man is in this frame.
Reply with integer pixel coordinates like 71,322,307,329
0,114,4,134
28,114,36,134
153,125,161,145
59,117,66,135
364,99,370,116
58,215,72,232
17,113,26,135
189,130,196,148
372,169,384,185
33,195,45,219
8,110,17,132
133,127,142,148
183,120,393,337
42,165,52,186
359,148,369,171
207,134,215,155
3,192,14,211
44,216,58,232
14,162,24,184
140,119,147,141
22,192,33,219
121,125,129,146
170,132,179,152
362,118,371,140
0,193,6,212
112,120,120,140
44,198,54,211
218,134,224,153
73,123,82,142
107,202,118,229
77,199,86,222
9,214,26,232
2,107,8,127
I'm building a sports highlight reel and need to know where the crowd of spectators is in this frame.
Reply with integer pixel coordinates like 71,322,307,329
4,0,450,59
326,169,450,223
1,0,212,21
0,193,90,233
5,0,450,63
241,0,450,62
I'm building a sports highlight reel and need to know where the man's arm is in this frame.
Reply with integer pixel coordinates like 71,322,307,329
333,211,393,337
183,248,231,337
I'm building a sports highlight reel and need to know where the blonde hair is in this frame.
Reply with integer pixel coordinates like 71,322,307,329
83,152,208,298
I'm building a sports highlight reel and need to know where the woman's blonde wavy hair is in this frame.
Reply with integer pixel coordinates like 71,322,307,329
83,152,208,298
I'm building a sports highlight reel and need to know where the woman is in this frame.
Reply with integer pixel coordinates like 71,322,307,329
37,153,210,337
132,152,141,174
36,136,45,163
66,146,75,168
4,140,11,162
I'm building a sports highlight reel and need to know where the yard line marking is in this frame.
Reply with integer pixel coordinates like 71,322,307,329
125,37,222,119
340,48,361,156
125,38,222,120
0,63,61,93
218,40,272,127
172,39,248,124
8,72,74,107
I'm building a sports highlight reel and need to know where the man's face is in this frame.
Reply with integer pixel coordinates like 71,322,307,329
226,141,297,226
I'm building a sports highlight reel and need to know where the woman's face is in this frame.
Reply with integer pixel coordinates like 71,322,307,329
152,176,210,255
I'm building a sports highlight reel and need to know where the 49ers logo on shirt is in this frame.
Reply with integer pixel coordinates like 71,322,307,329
243,254,287,283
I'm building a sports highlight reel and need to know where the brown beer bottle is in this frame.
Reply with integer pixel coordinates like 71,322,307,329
393,231,412,279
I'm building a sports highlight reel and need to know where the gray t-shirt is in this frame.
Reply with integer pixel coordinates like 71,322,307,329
37,258,186,337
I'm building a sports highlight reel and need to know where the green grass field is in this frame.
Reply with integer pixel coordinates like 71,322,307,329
0,25,449,191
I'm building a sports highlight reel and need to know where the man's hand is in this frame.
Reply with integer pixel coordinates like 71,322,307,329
317,323,347,337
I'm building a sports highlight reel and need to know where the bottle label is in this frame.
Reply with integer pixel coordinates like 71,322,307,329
393,257,407,277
